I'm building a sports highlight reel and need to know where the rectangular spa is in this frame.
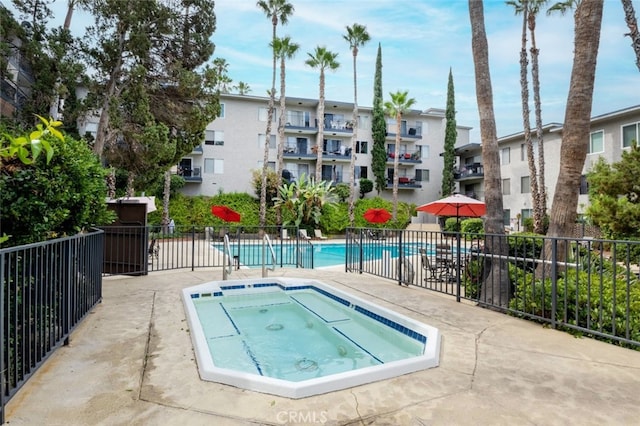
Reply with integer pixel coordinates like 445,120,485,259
181,277,441,398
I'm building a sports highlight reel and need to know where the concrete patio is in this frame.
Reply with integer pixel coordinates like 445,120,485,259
5,266,640,425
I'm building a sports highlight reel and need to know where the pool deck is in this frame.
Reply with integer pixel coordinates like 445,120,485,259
5,266,640,425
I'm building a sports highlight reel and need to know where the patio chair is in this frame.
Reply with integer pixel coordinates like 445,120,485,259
299,229,311,240
281,229,290,240
419,248,438,280
314,229,328,240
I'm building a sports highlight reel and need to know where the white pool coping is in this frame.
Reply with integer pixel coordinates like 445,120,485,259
181,277,441,399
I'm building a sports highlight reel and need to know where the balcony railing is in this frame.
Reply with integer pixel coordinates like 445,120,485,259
178,166,202,183
454,163,484,180
387,151,421,163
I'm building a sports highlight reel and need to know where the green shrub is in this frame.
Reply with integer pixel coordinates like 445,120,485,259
509,262,640,344
334,183,350,202
461,218,484,237
1,133,113,246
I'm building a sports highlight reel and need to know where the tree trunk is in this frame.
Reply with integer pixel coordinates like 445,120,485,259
392,118,400,219
348,50,358,226
621,0,640,72
469,0,510,307
517,5,542,234
260,22,279,229
530,24,547,230
276,56,287,225
94,30,126,159
546,0,603,242
315,70,325,183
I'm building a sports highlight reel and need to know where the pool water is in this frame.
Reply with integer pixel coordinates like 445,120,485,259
214,242,425,269
193,288,424,382
182,277,441,398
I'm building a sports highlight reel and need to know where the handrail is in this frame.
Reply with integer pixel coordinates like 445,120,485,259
262,234,277,277
222,234,233,280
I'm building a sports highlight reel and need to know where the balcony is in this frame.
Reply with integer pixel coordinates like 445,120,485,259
454,163,484,182
178,166,202,183
191,144,203,155
386,176,422,189
283,146,353,162
386,151,421,164
385,127,421,141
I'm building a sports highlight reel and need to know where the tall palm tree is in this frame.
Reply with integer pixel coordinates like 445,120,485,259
273,35,300,224
343,23,370,227
545,0,603,242
528,0,549,233
507,0,542,233
256,0,294,228
305,46,340,183
621,0,640,71
469,0,510,306
235,81,251,95
383,91,416,219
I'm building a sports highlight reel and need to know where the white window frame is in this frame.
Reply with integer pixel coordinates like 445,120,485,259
622,122,639,149
588,130,604,154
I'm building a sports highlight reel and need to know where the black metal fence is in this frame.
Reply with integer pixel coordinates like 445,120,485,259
346,228,640,349
0,228,104,422
99,225,315,275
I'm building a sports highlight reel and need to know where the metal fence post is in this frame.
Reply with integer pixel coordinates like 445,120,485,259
551,238,558,329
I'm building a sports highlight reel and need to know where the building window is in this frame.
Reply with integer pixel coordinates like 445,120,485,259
589,130,604,154
356,165,368,179
503,209,511,226
579,175,589,195
521,208,532,221
521,142,538,161
420,144,430,159
501,147,510,165
622,122,639,148
258,134,276,149
258,107,277,122
502,178,510,195
521,175,530,193
416,169,429,182
357,114,370,130
219,102,225,118
204,158,223,174
205,130,224,145
356,140,368,154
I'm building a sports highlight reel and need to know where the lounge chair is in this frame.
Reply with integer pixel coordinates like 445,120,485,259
314,229,328,240
299,229,311,240
281,229,290,240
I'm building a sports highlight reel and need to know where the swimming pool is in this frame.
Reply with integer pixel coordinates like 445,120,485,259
213,241,425,269
182,277,441,398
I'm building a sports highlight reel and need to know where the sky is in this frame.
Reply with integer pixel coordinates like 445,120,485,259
6,0,640,142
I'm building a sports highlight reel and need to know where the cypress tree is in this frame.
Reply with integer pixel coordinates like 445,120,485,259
371,43,387,194
442,68,457,197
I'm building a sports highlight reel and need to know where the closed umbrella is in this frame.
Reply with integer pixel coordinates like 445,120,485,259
211,205,241,222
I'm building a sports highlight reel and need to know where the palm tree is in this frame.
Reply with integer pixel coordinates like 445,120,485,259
273,35,300,224
507,0,542,234
343,23,370,227
212,57,232,93
305,46,340,183
621,0,640,71
256,0,294,228
235,81,251,95
383,91,416,219
469,0,510,306
545,0,603,242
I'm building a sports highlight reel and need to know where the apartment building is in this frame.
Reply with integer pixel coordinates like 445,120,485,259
0,33,31,119
177,93,471,206
455,104,640,228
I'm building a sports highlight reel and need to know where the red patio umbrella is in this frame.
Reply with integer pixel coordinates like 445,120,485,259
416,193,486,219
211,205,241,222
363,208,392,224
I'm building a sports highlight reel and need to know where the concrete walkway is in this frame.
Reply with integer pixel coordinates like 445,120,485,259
5,267,640,425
